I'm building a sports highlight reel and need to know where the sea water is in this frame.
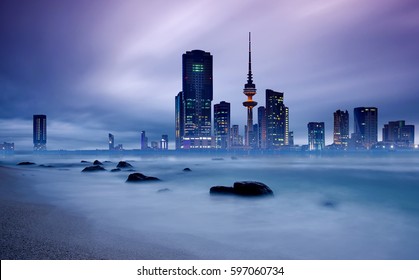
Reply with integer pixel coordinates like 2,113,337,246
2,153,419,259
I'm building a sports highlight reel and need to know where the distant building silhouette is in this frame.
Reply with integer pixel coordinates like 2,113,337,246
160,134,169,150
353,107,378,149
141,130,148,150
383,121,415,148
214,101,231,149
242,33,258,148
266,89,289,149
333,110,349,149
33,115,47,150
230,125,243,148
108,133,115,150
175,91,184,149
176,50,213,149
308,122,325,151
257,106,266,149
289,131,294,146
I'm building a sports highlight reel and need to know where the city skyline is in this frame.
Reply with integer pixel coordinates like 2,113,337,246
1,0,419,150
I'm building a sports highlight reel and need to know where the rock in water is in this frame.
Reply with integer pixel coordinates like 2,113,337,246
126,173,159,182
210,186,235,195
117,161,133,168
17,162,35,166
82,165,106,172
111,168,121,172
183,168,192,172
210,181,274,197
93,160,103,165
233,181,274,196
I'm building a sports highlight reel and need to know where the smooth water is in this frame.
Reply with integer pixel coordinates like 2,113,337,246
2,153,419,259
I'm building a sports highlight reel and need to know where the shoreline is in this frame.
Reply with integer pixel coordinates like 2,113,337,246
0,166,195,260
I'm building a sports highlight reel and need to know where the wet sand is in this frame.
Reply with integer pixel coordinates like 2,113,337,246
0,166,195,260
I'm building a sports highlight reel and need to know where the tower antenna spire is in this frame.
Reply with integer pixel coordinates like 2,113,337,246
248,32,253,84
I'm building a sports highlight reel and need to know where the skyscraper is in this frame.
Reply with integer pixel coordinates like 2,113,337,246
108,133,115,150
383,120,415,148
33,115,47,150
214,101,231,149
333,110,349,148
141,130,148,150
177,50,213,149
175,91,184,150
266,89,289,149
257,106,266,149
308,122,325,151
230,125,243,148
353,107,378,149
242,32,257,148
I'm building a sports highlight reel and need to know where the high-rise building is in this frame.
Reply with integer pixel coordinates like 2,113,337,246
230,125,243,148
257,106,266,149
308,122,325,151
108,133,115,150
214,101,231,149
160,134,169,150
266,89,289,149
141,130,148,150
177,49,213,149
289,131,294,146
33,115,47,150
353,107,378,149
383,121,415,148
242,32,258,148
175,91,184,150
333,110,349,148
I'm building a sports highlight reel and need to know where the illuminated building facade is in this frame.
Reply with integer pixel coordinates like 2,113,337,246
109,133,115,150
257,106,266,149
214,101,231,149
383,120,415,148
33,114,47,150
160,134,169,150
266,89,289,149
308,122,325,151
177,50,213,149
242,33,258,148
333,110,349,148
353,107,378,149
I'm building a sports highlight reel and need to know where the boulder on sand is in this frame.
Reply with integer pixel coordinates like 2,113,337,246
210,181,274,197
126,172,159,182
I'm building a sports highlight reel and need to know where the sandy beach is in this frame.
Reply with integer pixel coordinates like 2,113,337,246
0,165,195,260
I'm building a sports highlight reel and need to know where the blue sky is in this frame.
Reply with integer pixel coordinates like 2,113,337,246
1,0,419,149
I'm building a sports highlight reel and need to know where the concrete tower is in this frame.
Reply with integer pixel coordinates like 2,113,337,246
242,32,257,148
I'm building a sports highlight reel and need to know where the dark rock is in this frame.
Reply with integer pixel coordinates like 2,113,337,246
17,162,35,166
157,188,171,193
93,160,103,165
210,181,274,197
117,161,133,168
183,168,192,172
104,161,112,163
233,181,274,196
82,165,106,172
126,172,159,182
39,164,54,168
111,168,121,172
81,160,90,163
210,186,235,195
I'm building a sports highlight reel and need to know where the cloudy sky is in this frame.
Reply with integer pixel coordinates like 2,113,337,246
1,0,419,150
